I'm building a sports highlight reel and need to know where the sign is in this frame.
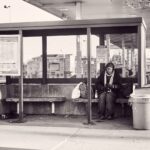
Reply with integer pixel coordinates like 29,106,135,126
0,35,20,76
96,45,108,63
96,46,108,75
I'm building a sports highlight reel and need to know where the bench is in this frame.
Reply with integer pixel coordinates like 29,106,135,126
6,97,66,114
73,97,129,116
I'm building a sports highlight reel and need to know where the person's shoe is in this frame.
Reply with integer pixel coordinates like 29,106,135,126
99,116,105,120
107,115,113,120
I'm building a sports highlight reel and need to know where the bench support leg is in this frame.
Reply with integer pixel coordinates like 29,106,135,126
121,103,125,117
17,103,19,114
51,102,55,114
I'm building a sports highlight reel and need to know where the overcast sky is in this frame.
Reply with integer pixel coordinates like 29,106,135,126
0,0,60,23
0,0,100,63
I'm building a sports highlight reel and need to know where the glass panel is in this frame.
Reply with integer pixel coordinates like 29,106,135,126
81,35,99,78
47,35,99,78
95,33,138,78
146,50,150,84
47,35,76,78
0,76,6,83
23,37,42,78
22,33,139,80
121,33,137,78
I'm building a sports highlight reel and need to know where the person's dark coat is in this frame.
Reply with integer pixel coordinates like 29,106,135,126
95,69,121,95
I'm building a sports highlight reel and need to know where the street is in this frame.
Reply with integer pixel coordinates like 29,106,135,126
0,116,150,150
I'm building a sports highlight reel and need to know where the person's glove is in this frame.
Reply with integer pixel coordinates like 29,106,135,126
100,86,107,91
106,84,113,89
107,84,118,89
103,84,110,92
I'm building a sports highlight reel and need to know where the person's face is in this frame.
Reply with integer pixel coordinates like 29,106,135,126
106,67,113,75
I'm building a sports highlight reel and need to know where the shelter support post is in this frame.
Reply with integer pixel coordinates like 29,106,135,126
75,1,82,78
75,2,81,20
121,35,126,77
42,35,47,84
106,34,110,62
19,30,24,122
87,27,93,124
137,24,146,87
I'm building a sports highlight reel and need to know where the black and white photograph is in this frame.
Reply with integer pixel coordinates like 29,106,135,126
0,0,150,149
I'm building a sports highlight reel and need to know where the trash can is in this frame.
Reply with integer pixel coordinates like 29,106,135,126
129,95,150,130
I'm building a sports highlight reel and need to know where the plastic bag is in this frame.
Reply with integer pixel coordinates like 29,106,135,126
71,82,82,99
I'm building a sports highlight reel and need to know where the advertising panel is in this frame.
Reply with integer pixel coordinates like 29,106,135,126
0,35,20,76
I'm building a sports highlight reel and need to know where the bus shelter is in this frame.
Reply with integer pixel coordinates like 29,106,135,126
0,17,146,123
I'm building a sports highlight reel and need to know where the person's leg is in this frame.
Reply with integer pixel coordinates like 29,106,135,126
98,92,106,119
105,92,116,119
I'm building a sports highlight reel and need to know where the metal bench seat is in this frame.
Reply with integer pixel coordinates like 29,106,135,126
6,97,66,114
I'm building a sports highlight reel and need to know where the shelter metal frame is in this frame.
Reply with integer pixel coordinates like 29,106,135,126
0,17,146,123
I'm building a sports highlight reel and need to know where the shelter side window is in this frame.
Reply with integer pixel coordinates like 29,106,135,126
23,37,42,78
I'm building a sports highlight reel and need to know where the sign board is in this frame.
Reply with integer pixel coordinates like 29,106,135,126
96,46,108,76
0,35,20,76
96,45,108,63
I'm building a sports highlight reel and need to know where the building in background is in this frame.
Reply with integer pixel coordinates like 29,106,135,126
24,46,148,79
82,57,97,78
47,54,64,78
24,54,74,78
75,48,82,78
146,58,150,84
111,54,122,66
146,58,150,72
64,54,75,78
25,56,42,78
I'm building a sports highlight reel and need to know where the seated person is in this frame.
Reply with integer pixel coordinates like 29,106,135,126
95,62,121,120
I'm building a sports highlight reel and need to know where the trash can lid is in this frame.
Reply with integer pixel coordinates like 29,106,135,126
129,94,150,103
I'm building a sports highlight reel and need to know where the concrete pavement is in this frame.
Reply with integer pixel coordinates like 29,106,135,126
0,115,150,150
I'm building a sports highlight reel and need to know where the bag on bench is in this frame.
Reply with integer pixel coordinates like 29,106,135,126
79,82,94,99
71,82,82,99
118,83,133,98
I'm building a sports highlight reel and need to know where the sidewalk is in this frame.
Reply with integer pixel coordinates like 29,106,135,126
0,115,150,150
0,115,133,129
